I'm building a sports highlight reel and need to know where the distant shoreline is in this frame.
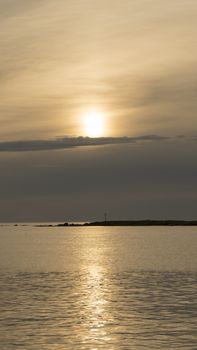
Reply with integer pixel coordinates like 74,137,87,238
35,220,197,227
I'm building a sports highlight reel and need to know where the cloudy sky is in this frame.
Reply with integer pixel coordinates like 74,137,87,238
0,0,197,221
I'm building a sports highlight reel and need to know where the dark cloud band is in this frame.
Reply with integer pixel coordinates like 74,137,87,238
0,135,169,152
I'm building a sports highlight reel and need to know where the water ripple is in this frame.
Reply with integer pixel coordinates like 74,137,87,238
0,270,196,349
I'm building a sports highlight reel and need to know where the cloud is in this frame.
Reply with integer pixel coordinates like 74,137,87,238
0,135,169,152
0,0,42,20
104,63,197,135
1,1,197,141
0,136,196,222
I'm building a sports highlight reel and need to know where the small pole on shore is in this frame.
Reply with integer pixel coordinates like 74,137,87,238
104,211,107,223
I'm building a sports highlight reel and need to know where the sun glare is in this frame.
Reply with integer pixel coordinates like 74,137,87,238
84,110,105,137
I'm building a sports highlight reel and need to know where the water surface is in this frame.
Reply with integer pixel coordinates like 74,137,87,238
0,226,196,349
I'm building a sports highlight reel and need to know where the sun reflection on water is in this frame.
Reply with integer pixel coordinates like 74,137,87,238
75,230,115,346
78,265,111,344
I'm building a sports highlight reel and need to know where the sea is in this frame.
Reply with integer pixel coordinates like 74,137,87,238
0,225,196,349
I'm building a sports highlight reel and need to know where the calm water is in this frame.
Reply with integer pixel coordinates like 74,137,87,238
0,225,196,349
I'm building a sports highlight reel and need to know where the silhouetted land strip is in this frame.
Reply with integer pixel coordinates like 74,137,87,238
36,220,197,227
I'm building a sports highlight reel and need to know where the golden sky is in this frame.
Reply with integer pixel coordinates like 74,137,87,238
1,1,197,221
1,0,197,140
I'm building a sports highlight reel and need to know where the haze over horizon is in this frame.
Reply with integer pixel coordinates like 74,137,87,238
1,0,197,221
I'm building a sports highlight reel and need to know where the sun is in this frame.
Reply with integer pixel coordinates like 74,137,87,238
83,110,105,137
